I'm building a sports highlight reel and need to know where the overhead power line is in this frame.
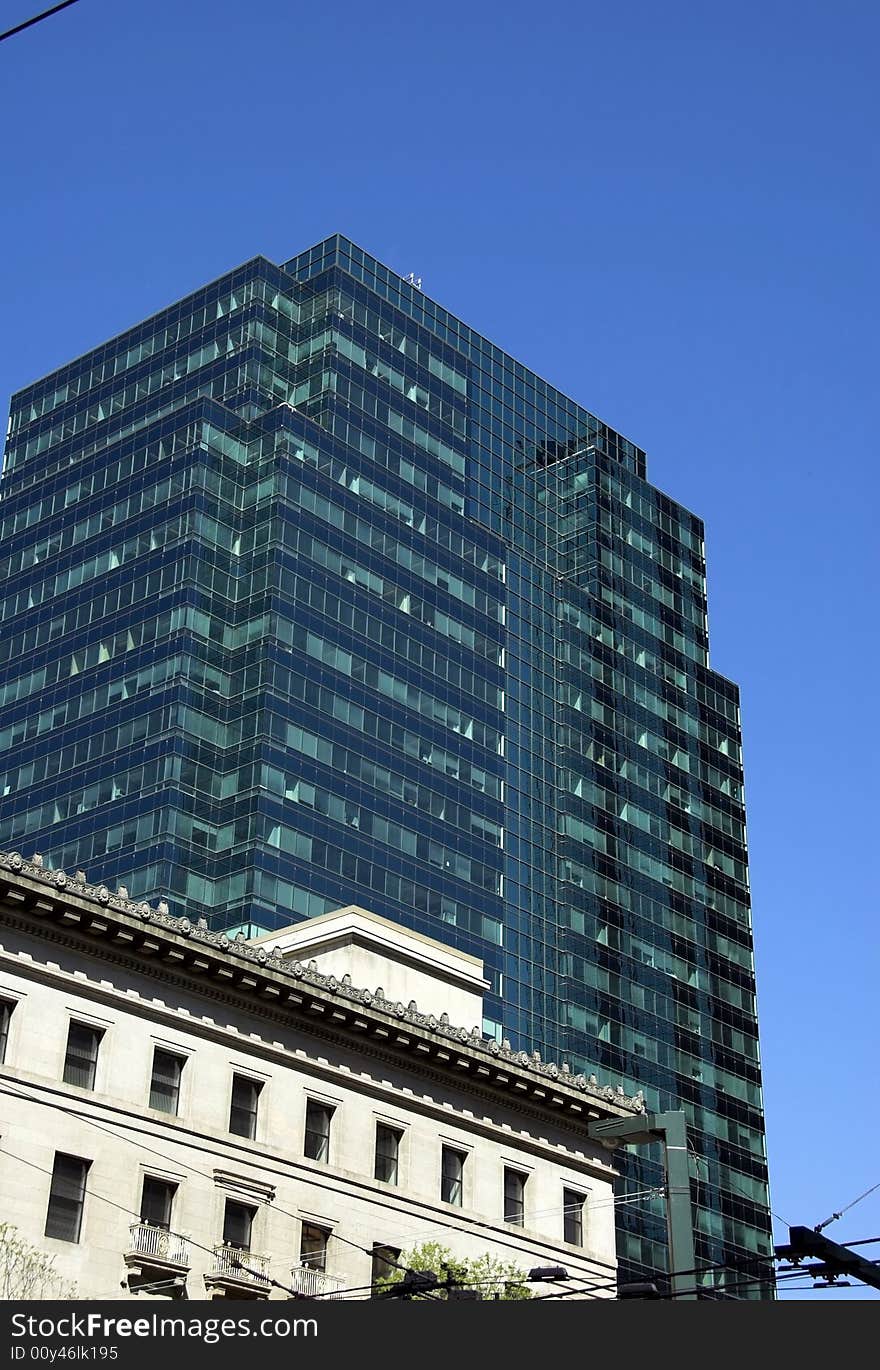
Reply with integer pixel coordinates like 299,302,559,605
776,1225,880,1292
0,1077,653,1302
815,1181,880,1234
0,1077,474,1299
0,0,81,44
20,1076,863,1302
0,1137,304,1300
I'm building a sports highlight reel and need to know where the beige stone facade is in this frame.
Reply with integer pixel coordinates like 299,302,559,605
0,853,644,1300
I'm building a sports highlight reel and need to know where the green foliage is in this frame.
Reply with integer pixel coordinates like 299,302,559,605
0,1222,78,1300
374,1240,532,1300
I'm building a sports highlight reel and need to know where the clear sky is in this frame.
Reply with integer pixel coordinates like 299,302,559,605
1,0,877,1298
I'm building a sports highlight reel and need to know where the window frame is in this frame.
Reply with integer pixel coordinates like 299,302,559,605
148,1046,185,1115
374,1123,402,1186
503,1167,527,1227
228,1073,262,1140
44,1153,90,1243
140,1176,177,1231
222,1199,256,1252
0,997,15,1065
563,1188,585,1247
303,1099,333,1163
299,1222,330,1272
62,1020,103,1091
440,1146,466,1207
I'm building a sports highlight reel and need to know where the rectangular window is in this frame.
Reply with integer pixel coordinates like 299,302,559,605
140,1177,176,1230
0,999,13,1064
374,1124,401,1185
222,1200,255,1252
300,1223,329,1272
229,1074,262,1139
45,1153,90,1242
503,1168,526,1226
149,1048,184,1114
441,1147,465,1206
371,1242,401,1288
62,1022,103,1090
304,1100,332,1162
563,1189,585,1246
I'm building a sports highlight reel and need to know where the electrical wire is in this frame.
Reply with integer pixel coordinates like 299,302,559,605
0,1079,389,1297
330,1183,665,1263
8,1077,859,1303
0,0,81,44
0,1107,438,1302
325,1238,878,1303
298,1271,561,1301
530,1249,781,1302
0,1077,475,1299
0,1075,647,1301
814,1180,880,1234
657,1256,880,1301
0,1137,303,1299
359,1266,623,1303
651,1252,778,1282
6,1075,762,1301
530,1277,629,1301
662,1269,834,1301
531,1265,811,1302
0,1074,811,1303
308,1282,377,1301
526,1276,620,1300
304,1232,640,1301
273,1182,662,1293
89,1275,189,1300
519,1186,665,1221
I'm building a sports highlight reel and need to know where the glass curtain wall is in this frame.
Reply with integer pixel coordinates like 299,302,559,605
0,235,771,1294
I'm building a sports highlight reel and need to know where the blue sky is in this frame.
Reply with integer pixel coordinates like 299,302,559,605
2,0,877,1296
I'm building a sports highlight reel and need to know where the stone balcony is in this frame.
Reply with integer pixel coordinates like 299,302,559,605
124,1223,190,1297
289,1263,345,1300
203,1245,272,1299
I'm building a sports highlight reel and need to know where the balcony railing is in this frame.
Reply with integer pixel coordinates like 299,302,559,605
126,1223,189,1268
289,1264,345,1300
209,1245,271,1286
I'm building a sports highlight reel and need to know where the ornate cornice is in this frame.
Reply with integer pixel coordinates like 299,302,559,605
0,850,644,1120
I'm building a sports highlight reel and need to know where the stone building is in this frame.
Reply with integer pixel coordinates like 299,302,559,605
0,851,642,1300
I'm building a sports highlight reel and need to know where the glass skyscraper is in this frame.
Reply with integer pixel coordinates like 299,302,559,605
0,235,772,1293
